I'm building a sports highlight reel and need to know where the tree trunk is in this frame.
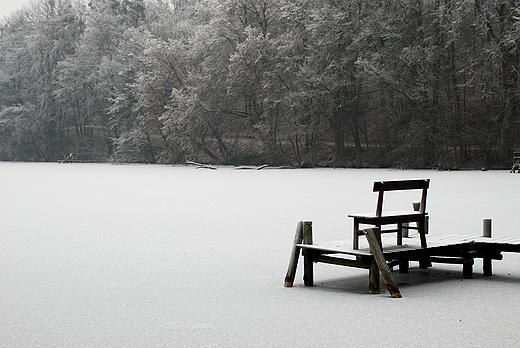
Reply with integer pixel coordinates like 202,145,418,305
499,56,518,161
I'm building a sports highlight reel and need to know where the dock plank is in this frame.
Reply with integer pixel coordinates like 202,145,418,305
477,237,520,244
297,232,520,265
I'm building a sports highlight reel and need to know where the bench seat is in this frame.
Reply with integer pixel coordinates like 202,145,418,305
349,210,425,220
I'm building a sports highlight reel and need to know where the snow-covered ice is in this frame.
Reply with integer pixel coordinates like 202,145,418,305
1,162,519,347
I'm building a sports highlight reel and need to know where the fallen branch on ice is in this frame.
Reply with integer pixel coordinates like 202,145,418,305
234,164,269,170
185,160,217,170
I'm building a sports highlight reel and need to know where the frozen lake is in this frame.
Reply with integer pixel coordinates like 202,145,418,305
1,162,519,347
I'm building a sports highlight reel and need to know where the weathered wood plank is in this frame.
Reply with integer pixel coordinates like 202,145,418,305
478,237,520,244
373,179,429,192
296,243,374,257
365,228,402,298
429,257,466,264
313,255,372,269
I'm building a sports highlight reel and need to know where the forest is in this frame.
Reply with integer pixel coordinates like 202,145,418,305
0,0,519,169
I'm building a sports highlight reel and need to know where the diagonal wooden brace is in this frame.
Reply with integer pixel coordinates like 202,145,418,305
364,228,402,298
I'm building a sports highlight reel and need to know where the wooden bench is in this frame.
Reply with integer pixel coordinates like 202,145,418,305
349,179,430,250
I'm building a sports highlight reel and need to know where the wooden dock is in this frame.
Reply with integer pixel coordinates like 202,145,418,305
284,221,520,297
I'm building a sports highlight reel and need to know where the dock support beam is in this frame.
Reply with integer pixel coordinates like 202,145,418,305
483,219,492,276
463,257,475,279
302,221,314,286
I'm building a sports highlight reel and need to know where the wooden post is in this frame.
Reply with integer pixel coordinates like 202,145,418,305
368,225,381,294
463,243,475,279
414,201,430,268
483,219,492,238
399,260,409,274
483,219,492,276
365,228,402,298
413,201,429,234
463,257,474,279
369,261,380,294
400,222,410,272
284,221,304,287
302,221,314,287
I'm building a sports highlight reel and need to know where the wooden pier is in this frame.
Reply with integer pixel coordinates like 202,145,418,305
284,221,520,297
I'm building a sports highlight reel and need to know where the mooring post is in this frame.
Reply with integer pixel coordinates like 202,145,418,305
483,219,492,238
284,221,304,287
463,254,475,279
483,218,492,276
302,221,314,287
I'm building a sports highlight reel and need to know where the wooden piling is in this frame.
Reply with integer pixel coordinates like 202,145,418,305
483,219,492,238
369,261,380,294
302,221,314,287
462,242,476,279
399,259,409,274
463,257,475,279
413,201,429,234
483,219,492,276
365,228,402,298
284,221,304,287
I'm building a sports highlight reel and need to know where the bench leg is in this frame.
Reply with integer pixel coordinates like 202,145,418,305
418,218,427,248
397,223,403,245
353,219,360,250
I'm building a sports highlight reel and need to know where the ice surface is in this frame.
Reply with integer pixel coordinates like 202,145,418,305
1,162,519,347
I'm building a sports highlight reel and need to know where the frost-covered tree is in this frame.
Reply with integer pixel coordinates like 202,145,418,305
0,0,85,160
1,0,519,167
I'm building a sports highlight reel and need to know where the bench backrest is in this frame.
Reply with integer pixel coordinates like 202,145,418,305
373,179,430,216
